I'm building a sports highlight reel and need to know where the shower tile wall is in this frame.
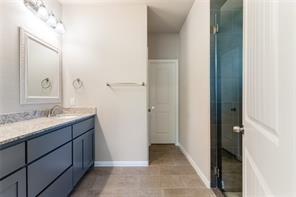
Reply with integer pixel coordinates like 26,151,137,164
218,4,242,158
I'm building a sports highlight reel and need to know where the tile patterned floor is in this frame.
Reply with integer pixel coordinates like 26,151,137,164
71,145,215,197
223,192,242,197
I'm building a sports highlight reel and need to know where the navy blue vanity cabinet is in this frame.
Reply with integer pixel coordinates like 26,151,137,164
83,129,94,170
0,142,26,197
0,116,95,197
73,129,94,186
0,168,26,197
73,118,94,138
73,134,84,186
27,126,72,163
73,118,95,186
27,143,72,197
0,143,26,178
27,126,73,197
39,167,73,197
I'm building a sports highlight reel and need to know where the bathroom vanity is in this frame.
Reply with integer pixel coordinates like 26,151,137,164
0,25,96,197
0,113,95,197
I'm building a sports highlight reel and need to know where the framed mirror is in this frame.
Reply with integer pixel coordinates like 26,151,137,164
20,27,62,104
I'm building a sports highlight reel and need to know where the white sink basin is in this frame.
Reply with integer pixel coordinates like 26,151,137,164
52,114,78,119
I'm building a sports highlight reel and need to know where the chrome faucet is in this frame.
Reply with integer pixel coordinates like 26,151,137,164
48,105,63,117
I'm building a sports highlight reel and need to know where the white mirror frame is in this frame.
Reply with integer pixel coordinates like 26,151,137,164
20,27,62,104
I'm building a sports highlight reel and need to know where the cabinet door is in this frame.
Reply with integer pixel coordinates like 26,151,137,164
0,168,26,197
73,130,94,186
83,129,94,171
73,135,84,186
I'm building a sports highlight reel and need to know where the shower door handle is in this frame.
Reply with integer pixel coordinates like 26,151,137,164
233,126,244,135
230,107,237,112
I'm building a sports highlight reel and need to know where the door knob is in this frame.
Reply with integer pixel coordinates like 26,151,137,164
148,106,155,112
233,126,244,134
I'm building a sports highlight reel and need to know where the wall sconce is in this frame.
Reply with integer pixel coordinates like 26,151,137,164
24,0,65,34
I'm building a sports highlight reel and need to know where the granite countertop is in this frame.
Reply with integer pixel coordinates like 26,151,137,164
0,108,96,146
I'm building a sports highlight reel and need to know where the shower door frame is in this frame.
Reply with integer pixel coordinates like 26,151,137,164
210,9,223,189
210,0,243,193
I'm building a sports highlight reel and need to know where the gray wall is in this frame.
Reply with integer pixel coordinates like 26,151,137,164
179,0,211,187
148,33,180,59
62,4,148,164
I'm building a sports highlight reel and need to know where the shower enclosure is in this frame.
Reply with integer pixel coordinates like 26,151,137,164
210,0,243,196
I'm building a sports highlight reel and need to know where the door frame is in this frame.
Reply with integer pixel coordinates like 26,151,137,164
147,59,179,145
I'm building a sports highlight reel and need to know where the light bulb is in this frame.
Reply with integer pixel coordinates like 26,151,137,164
37,5,48,21
55,21,65,34
47,13,57,27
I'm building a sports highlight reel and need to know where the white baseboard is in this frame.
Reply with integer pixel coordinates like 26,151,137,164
94,161,149,167
178,144,211,188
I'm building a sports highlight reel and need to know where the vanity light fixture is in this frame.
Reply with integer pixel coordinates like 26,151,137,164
24,0,65,34
55,20,66,34
47,12,57,27
37,3,49,21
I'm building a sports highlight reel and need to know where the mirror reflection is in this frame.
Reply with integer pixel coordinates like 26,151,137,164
20,28,61,104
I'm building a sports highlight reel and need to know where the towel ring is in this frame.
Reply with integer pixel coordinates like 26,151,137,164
41,78,51,89
73,78,83,89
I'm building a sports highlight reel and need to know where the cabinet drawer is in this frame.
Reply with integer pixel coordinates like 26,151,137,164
0,168,26,197
39,167,72,197
27,126,71,163
73,118,94,138
28,143,72,197
0,143,25,179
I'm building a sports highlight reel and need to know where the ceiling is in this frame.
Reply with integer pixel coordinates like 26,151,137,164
57,0,195,33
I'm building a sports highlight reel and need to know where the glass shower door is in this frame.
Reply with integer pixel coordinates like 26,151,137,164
217,0,243,195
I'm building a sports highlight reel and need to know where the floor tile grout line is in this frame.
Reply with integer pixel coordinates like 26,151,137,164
72,145,214,197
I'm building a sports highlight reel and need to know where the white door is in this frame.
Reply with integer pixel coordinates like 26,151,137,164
149,60,178,144
243,0,296,196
